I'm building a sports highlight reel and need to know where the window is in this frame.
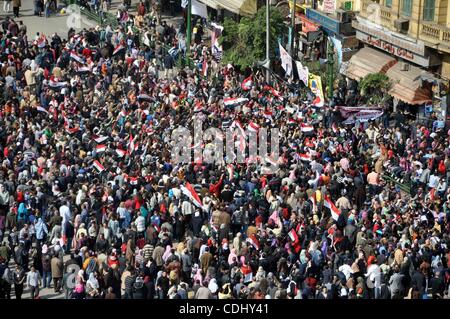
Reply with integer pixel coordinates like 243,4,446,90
402,0,412,16
423,0,435,21
343,1,353,10
385,0,392,7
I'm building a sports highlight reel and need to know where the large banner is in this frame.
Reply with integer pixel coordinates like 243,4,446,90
279,43,293,77
295,60,309,86
211,22,224,61
308,73,324,107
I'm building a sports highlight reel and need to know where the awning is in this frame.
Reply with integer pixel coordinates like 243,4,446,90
386,62,433,105
341,47,397,81
198,0,219,9
213,0,257,17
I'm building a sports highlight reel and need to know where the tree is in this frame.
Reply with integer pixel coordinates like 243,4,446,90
219,6,286,70
359,73,391,104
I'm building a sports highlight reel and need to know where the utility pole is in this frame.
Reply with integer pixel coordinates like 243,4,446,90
327,39,335,99
185,0,192,68
265,0,270,84
290,0,296,57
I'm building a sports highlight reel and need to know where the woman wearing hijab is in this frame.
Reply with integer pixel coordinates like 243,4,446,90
162,244,172,263
228,248,237,266
208,278,218,297
86,272,100,298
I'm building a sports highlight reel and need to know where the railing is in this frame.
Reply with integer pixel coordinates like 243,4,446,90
380,7,391,26
419,21,450,47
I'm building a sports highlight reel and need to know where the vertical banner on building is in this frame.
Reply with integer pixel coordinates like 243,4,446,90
279,43,293,77
309,73,325,107
295,60,309,86
211,22,224,61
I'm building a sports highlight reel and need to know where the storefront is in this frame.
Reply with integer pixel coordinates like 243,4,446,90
347,17,445,122
305,8,358,65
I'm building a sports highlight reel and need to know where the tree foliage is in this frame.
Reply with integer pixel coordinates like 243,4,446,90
220,6,286,70
359,73,391,96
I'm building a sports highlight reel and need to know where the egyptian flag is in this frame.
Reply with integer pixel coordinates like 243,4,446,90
116,149,127,157
246,233,260,250
332,122,338,134
300,123,314,133
288,228,299,243
223,97,248,107
70,51,85,64
76,65,90,73
241,264,253,283
93,136,108,144
231,120,246,137
63,116,79,134
263,110,273,120
194,100,204,112
241,75,253,91
247,121,260,133
128,134,137,154
298,152,312,162
96,144,106,153
288,118,297,125
227,164,234,180
113,43,125,56
202,59,208,77
324,195,341,221
93,160,105,173
36,35,47,48
180,182,205,210
264,155,278,167
264,85,283,101
127,176,139,185
48,78,67,88
36,106,49,114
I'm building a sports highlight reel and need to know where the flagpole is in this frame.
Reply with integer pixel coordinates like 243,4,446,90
289,0,296,57
265,0,270,84
185,0,192,68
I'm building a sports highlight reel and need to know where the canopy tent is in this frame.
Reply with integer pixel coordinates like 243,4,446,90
341,47,397,81
386,62,433,105
198,0,219,9
202,0,257,17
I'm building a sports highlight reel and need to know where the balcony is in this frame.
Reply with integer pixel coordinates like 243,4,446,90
359,0,393,28
419,21,450,51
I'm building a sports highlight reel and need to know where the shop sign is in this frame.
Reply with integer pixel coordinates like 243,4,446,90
299,14,320,33
306,8,340,34
356,31,431,67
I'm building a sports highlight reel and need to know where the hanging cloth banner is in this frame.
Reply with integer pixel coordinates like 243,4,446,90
295,60,309,86
279,43,293,77
308,73,325,107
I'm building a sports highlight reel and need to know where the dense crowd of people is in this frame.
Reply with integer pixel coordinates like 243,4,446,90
0,0,449,300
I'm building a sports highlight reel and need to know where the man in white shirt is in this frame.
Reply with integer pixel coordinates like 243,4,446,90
134,211,146,235
26,266,41,299
59,201,71,236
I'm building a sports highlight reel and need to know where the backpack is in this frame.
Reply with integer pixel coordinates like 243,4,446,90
85,258,98,275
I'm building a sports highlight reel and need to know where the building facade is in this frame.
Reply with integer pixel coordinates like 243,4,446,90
337,0,450,123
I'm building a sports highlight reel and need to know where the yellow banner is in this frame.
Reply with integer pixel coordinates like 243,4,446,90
308,73,325,107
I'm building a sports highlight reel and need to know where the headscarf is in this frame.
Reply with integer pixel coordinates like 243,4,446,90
194,268,203,283
87,272,99,289
162,245,172,262
208,278,218,294
228,248,237,265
